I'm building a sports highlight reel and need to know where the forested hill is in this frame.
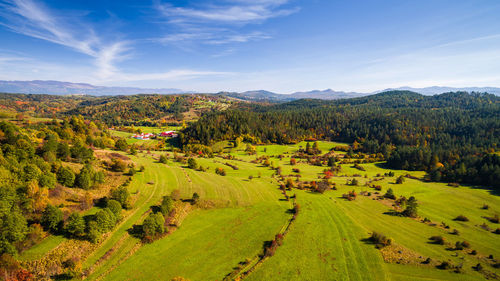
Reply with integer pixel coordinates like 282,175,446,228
65,94,234,126
182,91,500,188
0,93,236,126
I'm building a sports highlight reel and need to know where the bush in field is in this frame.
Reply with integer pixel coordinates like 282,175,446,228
95,208,117,232
107,200,122,219
142,212,165,239
429,235,445,245
488,214,499,223
402,196,418,217
290,158,297,165
110,158,128,172
368,232,392,248
111,186,132,209
160,196,174,215
316,180,330,194
57,166,75,187
191,193,200,205
215,167,226,176
384,188,396,200
86,220,101,243
437,261,453,270
64,212,85,238
454,215,469,222
395,175,405,184
0,211,28,255
187,158,198,169
75,165,92,190
115,139,128,151
453,240,470,250
41,205,63,233
159,155,168,164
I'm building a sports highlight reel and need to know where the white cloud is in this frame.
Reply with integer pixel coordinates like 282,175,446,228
155,0,298,46
0,0,233,85
159,3,297,23
0,0,128,80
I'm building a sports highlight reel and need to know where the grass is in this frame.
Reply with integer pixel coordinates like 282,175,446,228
85,152,289,281
35,139,498,280
19,235,66,261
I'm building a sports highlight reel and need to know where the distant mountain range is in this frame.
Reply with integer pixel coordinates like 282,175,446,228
375,86,500,96
0,80,186,96
1,80,499,100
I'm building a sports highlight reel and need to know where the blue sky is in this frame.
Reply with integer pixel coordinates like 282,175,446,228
0,0,500,93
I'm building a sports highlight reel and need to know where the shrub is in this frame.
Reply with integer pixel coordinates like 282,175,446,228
429,236,445,245
110,159,127,172
111,186,132,209
454,215,469,222
41,205,63,233
187,158,198,169
482,204,489,210
450,229,460,235
488,214,499,223
75,166,93,190
142,212,165,239
368,232,392,248
159,155,168,164
160,196,174,215
107,200,122,219
57,166,75,187
494,228,500,234
384,188,396,200
86,220,101,243
115,139,128,151
215,167,226,176
191,193,200,205
395,175,405,184
401,196,418,217
437,261,452,270
64,212,85,238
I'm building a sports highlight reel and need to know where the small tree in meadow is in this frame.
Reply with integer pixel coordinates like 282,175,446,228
395,175,405,184
160,196,174,215
159,155,168,164
187,158,198,169
64,212,85,238
41,205,63,233
191,192,200,205
402,196,418,217
384,188,396,200
142,212,165,239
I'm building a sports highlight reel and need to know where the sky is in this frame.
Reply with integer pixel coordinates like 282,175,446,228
0,0,500,93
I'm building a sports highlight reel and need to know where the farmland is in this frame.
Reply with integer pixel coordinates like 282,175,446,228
74,140,500,280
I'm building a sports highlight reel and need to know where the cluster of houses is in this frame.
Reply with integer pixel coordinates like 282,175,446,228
132,131,178,140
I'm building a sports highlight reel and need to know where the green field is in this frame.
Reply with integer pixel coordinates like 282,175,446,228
31,140,499,280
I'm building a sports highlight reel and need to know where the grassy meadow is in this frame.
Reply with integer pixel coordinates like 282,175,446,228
26,137,498,280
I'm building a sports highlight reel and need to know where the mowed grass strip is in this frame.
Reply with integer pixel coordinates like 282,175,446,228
248,190,387,281
103,203,289,281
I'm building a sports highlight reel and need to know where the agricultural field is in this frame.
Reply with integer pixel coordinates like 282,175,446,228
32,140,495,281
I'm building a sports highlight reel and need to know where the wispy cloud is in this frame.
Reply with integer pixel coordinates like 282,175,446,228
0,0,128,79
0,0,230,84
158,1,297,23
155,0,298,46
